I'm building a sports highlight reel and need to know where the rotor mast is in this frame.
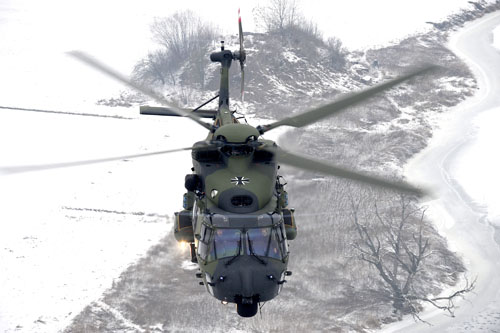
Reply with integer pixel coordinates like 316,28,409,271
210,10,246,127
210,41,234,125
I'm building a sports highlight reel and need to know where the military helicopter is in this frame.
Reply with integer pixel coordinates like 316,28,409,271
1,12,433,318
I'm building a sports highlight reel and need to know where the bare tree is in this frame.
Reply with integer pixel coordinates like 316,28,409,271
253,0,299,34
253,0,346,68
151,11,215,58
349,192,475,321
148,10,216,88
132,49,177,86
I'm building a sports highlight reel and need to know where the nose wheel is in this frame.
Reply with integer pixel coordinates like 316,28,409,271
236,301,258,317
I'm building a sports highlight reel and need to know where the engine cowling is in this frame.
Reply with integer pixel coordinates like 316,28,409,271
174,210,194,243
282,208,297,240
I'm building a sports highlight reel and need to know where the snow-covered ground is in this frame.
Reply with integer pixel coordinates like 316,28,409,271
1,1,498,332
0,3,205,331
456,24,500,223
385,10,500,332
0,111,206,333
453,108,500,223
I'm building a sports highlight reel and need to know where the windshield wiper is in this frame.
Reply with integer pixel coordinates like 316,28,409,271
225,239,242,267
247,238,267,266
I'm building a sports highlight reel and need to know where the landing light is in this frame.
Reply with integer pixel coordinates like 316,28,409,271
178,241,190,251
221,300,228,305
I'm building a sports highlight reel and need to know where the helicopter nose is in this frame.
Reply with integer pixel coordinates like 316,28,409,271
239,264,253,297
211,256,283,306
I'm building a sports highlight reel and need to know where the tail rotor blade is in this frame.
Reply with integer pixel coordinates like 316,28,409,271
241,63,245,102
238,8,244,49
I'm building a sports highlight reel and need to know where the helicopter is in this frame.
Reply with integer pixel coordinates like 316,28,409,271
1,12,434,318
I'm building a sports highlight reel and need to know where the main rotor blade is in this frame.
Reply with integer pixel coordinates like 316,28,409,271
0,105,133,119
258,65,439,133
271,147,425,197
67,51,212,131
0,146,209,175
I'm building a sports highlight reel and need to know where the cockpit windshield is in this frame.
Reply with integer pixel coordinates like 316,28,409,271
197,213,288,262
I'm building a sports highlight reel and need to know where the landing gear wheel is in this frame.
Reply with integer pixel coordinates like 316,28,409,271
190,243,197,263
236,302,258,317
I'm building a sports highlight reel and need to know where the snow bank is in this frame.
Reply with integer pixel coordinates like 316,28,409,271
451,107,500,224
386,10,500,332
493,25,500,50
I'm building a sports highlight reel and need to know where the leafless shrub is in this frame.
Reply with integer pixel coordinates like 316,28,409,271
325,36,347,70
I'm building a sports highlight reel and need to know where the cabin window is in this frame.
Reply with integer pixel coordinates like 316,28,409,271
192,201,199,232
278,223,289,256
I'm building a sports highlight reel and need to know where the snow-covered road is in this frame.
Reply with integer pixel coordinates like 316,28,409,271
386,10,500,332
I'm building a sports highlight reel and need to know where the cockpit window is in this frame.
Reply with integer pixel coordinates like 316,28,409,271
209,229,242,261
247,228,270,257
247,227,283,260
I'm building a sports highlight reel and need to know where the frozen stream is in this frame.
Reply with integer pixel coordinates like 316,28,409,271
386,10,500,332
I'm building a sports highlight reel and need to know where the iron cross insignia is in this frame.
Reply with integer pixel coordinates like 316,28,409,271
231,176,250,186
